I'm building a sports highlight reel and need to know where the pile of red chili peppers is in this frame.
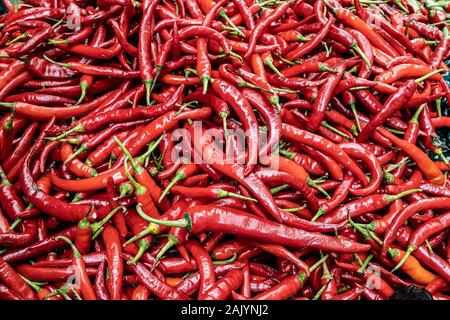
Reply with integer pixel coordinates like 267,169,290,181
0,0,449,301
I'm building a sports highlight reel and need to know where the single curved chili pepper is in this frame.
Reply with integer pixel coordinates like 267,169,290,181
2,121,38,173
211,78,259,176
319,188,420,225
20,149,95,222
43,56,140,79
56,236,96,300
14,264,98,282
281,123,368,186
245,2,289,58
74,215,91,255
0,89,116,121
102,224,122,300
185,239,215,299
376,64,443,84
378,128,445,185
94,260,109,301
136,205,371,253
285,17,335,62
307,62,346,132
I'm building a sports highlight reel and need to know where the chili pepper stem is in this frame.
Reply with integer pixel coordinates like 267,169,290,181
43,55,70,68
145,80,154,106
76,83,88,106
0,165,11,187
385,189,422,203
47,123,84,142
20,275,44,293
136,204,192,231
0,102,15,110
357,254,373,273
321,121,350,139
201,75,210,94
312,282,329,300
264,57,284,78
270,184,291,195
435,149,450,167
156,235,178,261
217,189,258,202
415,69,445,83
311,207,327,222
391,245,416,272
212,253,237,265
307,179,331,199
48,39,69,45
8,218,22,231
159,171,185,203
56,236,82,258
91,206,126,239
127,239,151,265
352,44,371,68
219,11,244,37
64,144,87,164
283,205,308,213
150,70,161,96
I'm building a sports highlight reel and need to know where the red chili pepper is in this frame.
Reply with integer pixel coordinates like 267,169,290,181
56,236,97,300
0,256,36,300
307,62,346,132
124,254,191,300
136,205,371,253
102,224,123,300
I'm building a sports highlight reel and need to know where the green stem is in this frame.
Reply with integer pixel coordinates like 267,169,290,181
307,179,331,199
159,171,185,203
264,57,284,78
91,206,126,239
64,144,87,164
352,43,371,68
156,235,179,260
127,239,151,265
135,204,191,230
321,121,350,139
47,123,84,142
219,11,244,37
270,184,290,195
43,55,70,68
385,189,422,204
217,189,258,202
8,218,22,231
212,253,237,265
358,254,373,273
415,69,444,83
312,283,328,300
76,82,88,105
55,236,82,258
391,245,415,272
